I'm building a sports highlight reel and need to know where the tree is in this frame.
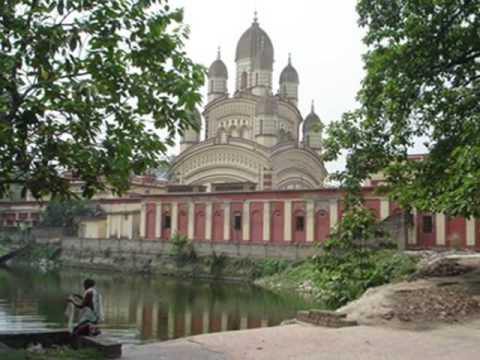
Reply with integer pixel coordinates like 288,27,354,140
0,0,205,199
324,0,480,217
40,199,99,234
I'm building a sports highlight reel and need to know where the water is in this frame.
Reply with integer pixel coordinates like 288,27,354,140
0,267,313,344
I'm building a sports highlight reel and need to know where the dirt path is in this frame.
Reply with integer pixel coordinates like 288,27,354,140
122,319,480,360
123,254,480,359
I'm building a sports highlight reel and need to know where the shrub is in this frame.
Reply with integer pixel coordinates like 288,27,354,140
169,233,196,264
208,251,227,277
254,258,290,278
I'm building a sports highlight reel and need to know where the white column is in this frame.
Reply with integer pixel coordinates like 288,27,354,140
167,304,175,339
126,215,133,239
284,200,292,242
171,202,178,238
243,202,250,241
380,199,390,220
466,218,476,246
223,202,231,241
188,202,195,240
306,200,315,242
155,203,162,239
240,313,248,330
136,299,143,328
117,214,122,239
436,213,446,246
263,201,271,242
409,209,418,245
152,302,159,338
329,199,338,230
205,203,212,241
202,309,210,334
106,215,111,239
139,204,146,239
185,306,192,337
221,312,228,331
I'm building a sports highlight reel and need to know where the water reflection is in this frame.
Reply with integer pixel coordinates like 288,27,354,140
0,267,312,344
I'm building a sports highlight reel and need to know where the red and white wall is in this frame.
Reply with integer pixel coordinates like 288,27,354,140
139,189,480,250
2,188,479,251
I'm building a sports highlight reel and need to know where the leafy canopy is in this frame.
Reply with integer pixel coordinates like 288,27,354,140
0,0,205,199
324,0,480,217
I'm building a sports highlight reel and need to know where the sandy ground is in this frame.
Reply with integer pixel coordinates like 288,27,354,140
122,320,480,360
123,254,480,360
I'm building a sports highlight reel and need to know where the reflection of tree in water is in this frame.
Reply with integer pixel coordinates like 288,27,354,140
0,268,315,342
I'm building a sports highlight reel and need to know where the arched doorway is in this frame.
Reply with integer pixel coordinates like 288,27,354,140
271,202,284,243
194,204,206,241
212,204,224,241
241,71,248,89
146,204,156,240
315,209,330,243
292,208,306,243
177,204,188,237
250,203,263,242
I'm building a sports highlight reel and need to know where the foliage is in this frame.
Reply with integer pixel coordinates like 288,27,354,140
324,199,377,251
40,199,97,233
169,233,196,264
2,347,104,360
0,0,205,199
261,250,417,309
206,251,227,277
324,0,480,217
254,258,290,278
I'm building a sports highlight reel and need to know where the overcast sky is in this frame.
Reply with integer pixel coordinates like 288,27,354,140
167,0,366,173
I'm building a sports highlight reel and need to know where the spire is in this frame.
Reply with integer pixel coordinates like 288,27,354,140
253,10,258,24
217,46,221,60
288,53,292,65
311,100,315,113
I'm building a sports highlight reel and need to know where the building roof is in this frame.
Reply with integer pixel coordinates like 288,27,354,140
235,13,274,71
208,48,228,78
279,55,299,84
303,101,322,136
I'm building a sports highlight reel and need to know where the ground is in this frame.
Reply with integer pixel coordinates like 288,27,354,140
122,319,480,360
122,253,480,360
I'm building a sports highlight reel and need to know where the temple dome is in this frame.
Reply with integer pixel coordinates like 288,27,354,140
208,49,228,78
303,102,322,137
235,16,274,71
279,56,299,84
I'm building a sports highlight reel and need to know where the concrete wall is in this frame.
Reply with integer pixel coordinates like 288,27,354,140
61,237,320,262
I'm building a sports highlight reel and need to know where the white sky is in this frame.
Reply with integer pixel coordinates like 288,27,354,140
165,0,365,174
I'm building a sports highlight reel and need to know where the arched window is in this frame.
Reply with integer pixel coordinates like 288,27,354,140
218,128,227,143
241,71,248,89
230,126,239,138
240,126,250,139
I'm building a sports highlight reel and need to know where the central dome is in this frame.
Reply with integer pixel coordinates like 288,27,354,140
235,17,274,71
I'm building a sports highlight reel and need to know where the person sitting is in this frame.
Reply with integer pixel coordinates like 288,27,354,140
67,278,104,336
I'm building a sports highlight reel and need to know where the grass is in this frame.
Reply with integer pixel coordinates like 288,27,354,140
256,250,418,309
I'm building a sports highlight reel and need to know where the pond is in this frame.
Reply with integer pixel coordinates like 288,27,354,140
0,267,313,344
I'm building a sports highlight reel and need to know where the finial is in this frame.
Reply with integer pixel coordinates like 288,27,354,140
288,53,292,65
253,10,258,24
217,46,221,60
311,100,315,113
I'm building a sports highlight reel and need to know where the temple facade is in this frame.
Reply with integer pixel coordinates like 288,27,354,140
170,15,327,191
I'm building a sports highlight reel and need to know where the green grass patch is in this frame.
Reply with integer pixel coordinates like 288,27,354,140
257,250,418,309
